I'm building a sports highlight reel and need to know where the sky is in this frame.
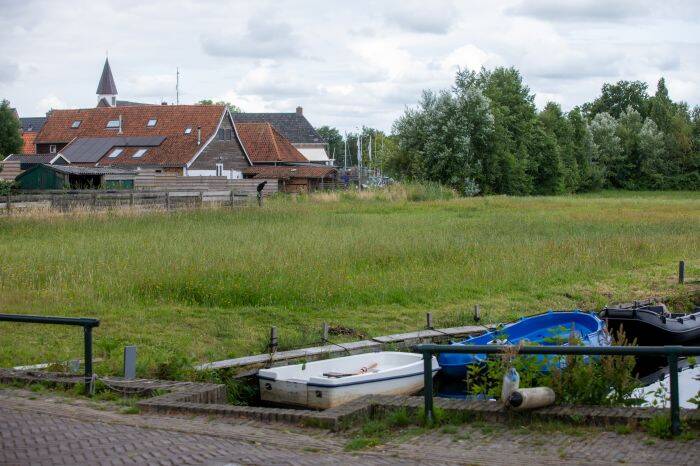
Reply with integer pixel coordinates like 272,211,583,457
0,0,698,133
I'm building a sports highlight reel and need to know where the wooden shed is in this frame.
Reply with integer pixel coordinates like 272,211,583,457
15,164,137,190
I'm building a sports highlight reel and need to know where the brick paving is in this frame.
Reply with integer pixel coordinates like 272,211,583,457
1,389,699,465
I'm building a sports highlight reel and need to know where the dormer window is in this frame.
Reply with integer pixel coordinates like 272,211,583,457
132,148,148,158
184,127,192,135
71,120,81,128
106,119,120,129
108,148,123,158
147,119,157,127
49,145,57,154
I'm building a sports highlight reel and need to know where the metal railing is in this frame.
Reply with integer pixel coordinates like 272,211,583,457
414,344,700,435
0,314,100,395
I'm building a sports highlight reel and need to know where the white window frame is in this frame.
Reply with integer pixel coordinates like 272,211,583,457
49,144,57,154
71,120,81,128
216,163,224,177
132,148,148,158
147,119,157,127
184,127,192,135
106,120,120,129
108,148,123,158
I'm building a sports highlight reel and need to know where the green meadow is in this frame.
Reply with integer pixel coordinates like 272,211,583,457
0,189,698,377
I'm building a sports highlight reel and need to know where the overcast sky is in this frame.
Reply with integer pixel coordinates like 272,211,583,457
1,0,698,133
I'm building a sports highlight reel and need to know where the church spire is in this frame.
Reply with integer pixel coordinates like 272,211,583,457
96,58,118,107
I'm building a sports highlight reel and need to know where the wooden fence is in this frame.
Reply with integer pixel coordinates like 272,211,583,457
0,161,21,181
0,179,278,215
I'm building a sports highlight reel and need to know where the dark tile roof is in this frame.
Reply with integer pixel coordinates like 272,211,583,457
116,100,153,107
96,58,118,95
4,154,56,164
231,112,324,144
242,165,337,179
35,105,226,167
48,165,135,175
61,136,166,163
19,117,47,132
236,123,308,163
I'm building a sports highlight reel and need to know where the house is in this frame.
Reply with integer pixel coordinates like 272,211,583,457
236,122,337,192
231,107,332,165
34,104,250,178
9,108,47,154
22,58,336,192
15,164,136,190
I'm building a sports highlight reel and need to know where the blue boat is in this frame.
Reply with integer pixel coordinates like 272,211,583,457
438,310,610,379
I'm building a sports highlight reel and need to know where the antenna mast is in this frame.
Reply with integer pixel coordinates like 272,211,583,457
176,67,180,105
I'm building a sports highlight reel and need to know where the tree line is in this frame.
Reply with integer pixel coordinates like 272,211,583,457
319,69,699,195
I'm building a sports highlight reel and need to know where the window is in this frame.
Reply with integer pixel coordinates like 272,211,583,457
49,144,57,154
217,129,224,140
108,148,123,158
147,119,157,127
106,119,120,128
225,129,232,140
132,148,148,158
71,120,81,128
216,163,224,177
184,127,192,135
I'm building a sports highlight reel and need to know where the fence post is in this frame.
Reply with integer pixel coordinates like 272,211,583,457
92,192,97,207
668,352,681,435
678,261,685,284
269,326,278,352
426,313,433,329
130,192,135,207
83,325,93,396
230,190,235,208
6,194,11,214
199,191,204,207
423,351,434,424
322,322,329,345
474,304,481,322
165,192,170,209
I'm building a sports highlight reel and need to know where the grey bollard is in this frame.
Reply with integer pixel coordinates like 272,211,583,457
123,346,137,379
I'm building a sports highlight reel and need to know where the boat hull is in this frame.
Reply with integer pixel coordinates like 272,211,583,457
601,305,700,346
258,352,439,409
438,310,609,379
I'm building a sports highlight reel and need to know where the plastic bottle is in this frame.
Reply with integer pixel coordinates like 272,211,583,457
501,367,520,405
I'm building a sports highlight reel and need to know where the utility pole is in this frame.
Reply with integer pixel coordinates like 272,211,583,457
344,131,348,171
357,134,363,192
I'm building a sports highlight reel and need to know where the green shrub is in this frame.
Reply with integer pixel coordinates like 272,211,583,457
643,415,674,439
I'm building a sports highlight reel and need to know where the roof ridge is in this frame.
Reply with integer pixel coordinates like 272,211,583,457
267,123,282,162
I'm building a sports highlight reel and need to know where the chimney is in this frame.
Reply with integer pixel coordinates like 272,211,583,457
296,106,303,115
161,101,168,105
118,114,123,134
197,126,201,146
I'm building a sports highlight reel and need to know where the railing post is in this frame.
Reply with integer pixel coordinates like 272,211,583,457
678,260,685,284
83,325,93,396
668,351,680,436
423,351,434,424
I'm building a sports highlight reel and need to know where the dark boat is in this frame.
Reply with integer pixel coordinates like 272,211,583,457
600,301,700,346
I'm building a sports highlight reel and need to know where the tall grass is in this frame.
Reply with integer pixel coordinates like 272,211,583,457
0,191,698,377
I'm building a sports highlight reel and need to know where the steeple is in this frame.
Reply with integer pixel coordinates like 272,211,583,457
96,58,118,107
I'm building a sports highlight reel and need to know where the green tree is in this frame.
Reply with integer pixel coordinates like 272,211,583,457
616,107,645,188
568,107,603,190
589,112,623,188
529,122,564,195
584,80,649,119
315,126,343,164
197,99,242,113
0,100,23,158
638,118,667,189
539,102,578,192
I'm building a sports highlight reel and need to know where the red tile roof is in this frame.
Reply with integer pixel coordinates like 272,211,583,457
21,132,37,154
242,165,337,179
35,105,226,167
236,123,308,163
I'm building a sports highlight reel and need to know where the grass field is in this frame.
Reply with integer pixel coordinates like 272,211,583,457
0,188,698,378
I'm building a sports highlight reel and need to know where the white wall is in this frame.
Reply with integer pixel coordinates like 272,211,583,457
185,169,242,180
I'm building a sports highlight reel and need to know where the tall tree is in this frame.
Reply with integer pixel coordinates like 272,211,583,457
197,99,242,113
589,112,623,188
539,102,578,192
0,100,23,158
584,80,649,119
315,126,343,164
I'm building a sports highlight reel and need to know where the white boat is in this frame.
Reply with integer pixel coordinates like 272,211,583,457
258,352,440,409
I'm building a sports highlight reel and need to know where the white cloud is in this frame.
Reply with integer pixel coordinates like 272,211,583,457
383,0,458,34
37,94,66,113
0,0,697,132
